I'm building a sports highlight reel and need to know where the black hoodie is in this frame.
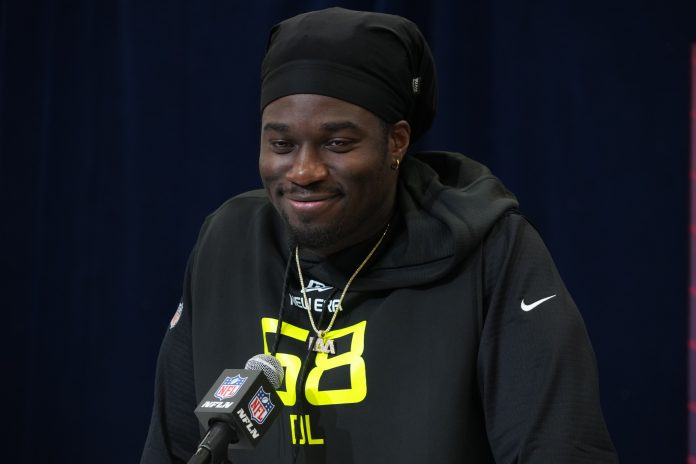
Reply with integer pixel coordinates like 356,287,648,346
141,152,618,464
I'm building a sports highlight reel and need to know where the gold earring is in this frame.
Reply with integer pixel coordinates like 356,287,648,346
391,158,400,171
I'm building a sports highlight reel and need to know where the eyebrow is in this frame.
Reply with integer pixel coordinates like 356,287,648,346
263,122,289,132
262,121,359,133
320,121,358,132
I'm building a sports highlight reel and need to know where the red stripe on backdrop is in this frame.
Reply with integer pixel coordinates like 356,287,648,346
689,340,696,350
688,455,696,464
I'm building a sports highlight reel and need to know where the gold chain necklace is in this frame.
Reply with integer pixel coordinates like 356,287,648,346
294,223,390,353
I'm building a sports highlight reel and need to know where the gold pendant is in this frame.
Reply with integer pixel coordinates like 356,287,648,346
308,336,336,354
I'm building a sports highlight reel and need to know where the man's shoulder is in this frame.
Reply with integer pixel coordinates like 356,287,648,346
198,189,274,236
208,189,269,218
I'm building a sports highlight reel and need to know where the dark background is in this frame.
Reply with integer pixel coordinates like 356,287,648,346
2,0,694,462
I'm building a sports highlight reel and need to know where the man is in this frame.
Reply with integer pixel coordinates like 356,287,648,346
141,7,618,464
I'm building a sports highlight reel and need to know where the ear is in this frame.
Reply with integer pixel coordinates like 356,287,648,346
389,120,411,162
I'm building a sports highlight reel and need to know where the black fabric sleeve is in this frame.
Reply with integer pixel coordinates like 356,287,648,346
478,213,618,463
140,250,201,464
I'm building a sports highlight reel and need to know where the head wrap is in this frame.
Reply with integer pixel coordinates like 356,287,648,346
260,7,438,142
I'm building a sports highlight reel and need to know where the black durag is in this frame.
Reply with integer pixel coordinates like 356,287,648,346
260,7,438,142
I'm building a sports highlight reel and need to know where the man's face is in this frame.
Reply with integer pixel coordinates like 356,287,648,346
259,94,407,255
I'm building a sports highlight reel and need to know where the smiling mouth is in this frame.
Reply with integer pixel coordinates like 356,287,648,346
288,196,338,209
283,192,341,213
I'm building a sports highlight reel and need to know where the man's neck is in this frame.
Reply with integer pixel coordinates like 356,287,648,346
297,220,391,278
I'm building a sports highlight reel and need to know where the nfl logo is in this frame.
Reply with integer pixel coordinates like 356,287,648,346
214,374,247,401
248,387,275,425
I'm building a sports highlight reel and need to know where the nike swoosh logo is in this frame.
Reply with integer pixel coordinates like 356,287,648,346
521,294,557,312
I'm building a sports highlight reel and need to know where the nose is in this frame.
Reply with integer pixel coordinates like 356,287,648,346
286,145,328,186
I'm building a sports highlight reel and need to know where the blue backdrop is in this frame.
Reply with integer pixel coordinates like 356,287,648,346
2,0,694,462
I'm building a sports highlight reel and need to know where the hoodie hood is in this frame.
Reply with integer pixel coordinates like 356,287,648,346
304,151,518,290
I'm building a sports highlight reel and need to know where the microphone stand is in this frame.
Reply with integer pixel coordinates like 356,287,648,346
187,422,237,464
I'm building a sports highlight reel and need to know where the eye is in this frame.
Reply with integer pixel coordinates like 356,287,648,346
325,139,353,153
269,139,295,154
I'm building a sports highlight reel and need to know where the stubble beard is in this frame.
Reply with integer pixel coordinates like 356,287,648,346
281,209,346,252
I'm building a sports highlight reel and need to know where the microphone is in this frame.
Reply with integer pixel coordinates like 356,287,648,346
187,354,285,464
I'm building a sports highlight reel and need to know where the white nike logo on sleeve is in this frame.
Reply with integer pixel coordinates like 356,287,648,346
520,294,557,312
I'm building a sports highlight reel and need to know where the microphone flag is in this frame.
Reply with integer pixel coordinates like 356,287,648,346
194,368,283,449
